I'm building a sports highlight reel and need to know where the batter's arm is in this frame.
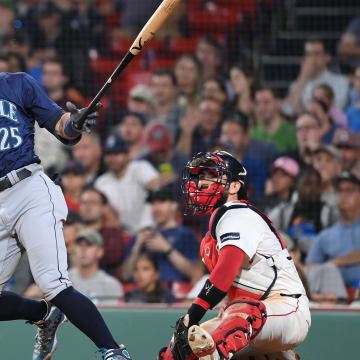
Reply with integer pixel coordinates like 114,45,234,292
55,112,73,140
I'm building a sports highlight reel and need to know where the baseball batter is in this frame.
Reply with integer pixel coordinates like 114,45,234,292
0,72,131,360
159,151,311,360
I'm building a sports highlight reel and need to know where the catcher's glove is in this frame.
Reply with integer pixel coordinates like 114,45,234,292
170,317,195,360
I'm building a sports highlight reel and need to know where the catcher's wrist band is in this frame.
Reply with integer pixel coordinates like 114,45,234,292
197,279,227,309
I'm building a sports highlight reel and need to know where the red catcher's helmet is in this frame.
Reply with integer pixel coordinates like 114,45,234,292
182,151,247,215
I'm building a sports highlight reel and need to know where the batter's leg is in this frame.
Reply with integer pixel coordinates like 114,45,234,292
17,174,119,349
0,228,48,322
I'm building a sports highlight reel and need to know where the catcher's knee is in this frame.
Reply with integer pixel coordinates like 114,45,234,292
212,297,267,359
223,297,267,336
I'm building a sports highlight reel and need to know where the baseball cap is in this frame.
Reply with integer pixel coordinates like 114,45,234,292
76,230,103,247
147,185,176,202
129,84,156,106
146,123,172,152
272,157,299,178
62,161,86,175
103,134,129,154
313,144,342,162
334,171,360,188
332,128,359,148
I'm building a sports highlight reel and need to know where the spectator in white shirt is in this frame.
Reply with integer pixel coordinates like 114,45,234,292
283,38,349,116
95,134,159,234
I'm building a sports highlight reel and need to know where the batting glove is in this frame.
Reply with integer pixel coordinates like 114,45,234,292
64,101,102,137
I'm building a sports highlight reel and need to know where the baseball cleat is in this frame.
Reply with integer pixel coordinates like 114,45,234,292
100,345,132,360
32,305,67,360
188,325,216,359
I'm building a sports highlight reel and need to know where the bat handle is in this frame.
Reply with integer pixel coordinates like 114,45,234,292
74,51,135,130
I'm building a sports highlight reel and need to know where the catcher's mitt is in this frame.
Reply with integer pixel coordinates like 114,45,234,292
170,317,194,360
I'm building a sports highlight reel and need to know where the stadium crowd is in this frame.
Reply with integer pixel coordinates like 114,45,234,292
1,0,360,307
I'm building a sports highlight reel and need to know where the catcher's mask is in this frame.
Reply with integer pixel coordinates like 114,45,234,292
182,151,247,215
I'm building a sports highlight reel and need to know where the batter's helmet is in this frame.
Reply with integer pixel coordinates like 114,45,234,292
181,151,247,215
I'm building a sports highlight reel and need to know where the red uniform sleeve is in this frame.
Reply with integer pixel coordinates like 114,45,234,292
209,245,245,292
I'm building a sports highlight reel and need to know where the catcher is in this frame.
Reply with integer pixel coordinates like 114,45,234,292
158,151,311,360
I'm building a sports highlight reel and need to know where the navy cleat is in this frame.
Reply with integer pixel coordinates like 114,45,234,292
32,300,68,360
100,345,132,360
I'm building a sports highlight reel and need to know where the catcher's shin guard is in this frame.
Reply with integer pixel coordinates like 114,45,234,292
190,297,267,360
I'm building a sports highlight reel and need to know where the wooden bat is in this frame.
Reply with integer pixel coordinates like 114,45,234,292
74,0,181,130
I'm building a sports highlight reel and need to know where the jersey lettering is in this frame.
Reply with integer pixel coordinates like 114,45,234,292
0,127,23,151
0,100,18,123
220,232,241,243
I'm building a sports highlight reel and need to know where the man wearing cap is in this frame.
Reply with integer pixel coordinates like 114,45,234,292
95,134,160,234
61,160,86,213
141,123,188,199
254,156,299,213
312,144,342,206
332,128,360,171
306,172,360,288
69,230,124,306
122,186,199,284
127,84,156,120
117,111,147,160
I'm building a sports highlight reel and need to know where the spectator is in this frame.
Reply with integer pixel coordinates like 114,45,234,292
219,112,267,199
42,58,83,109
252,87,297,152
35,58,83,174
200,77,229,111
283,232,348,305
195,36,223,81
289,112,323,169
125,254,176,304
122,186,199,284
69,230,124,306
79,188,126,281
312,144,342,206
0,55,9,72
127,84,156,120
95,134,159,234
63,210,82,267
312,83,347,127
174,54,202,108
150,68,185,138
306,171,360,288
306,98,342,144
269,167,339,256
61,161,86,213
116,112,147,160
346,65,360,133
142,123,188,198
332,128,360,171
72,132,106,185
283,38,349,116
6,52,27,73
176,97,223,157
338,17,360,69
229,63,254,116
254,156,299,214
0,5,15,49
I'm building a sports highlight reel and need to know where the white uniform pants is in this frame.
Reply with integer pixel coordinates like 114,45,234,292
0,164,71,300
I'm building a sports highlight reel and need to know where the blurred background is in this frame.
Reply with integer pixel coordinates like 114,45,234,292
1,0,360,358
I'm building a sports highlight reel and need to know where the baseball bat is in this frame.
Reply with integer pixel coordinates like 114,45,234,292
74,0,181,130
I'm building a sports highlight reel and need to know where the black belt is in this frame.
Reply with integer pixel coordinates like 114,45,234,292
0,168,32,192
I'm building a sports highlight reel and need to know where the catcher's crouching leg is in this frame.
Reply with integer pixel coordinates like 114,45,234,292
188,297,267,360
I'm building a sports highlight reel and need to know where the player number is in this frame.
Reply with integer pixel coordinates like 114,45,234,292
0,127,22,151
